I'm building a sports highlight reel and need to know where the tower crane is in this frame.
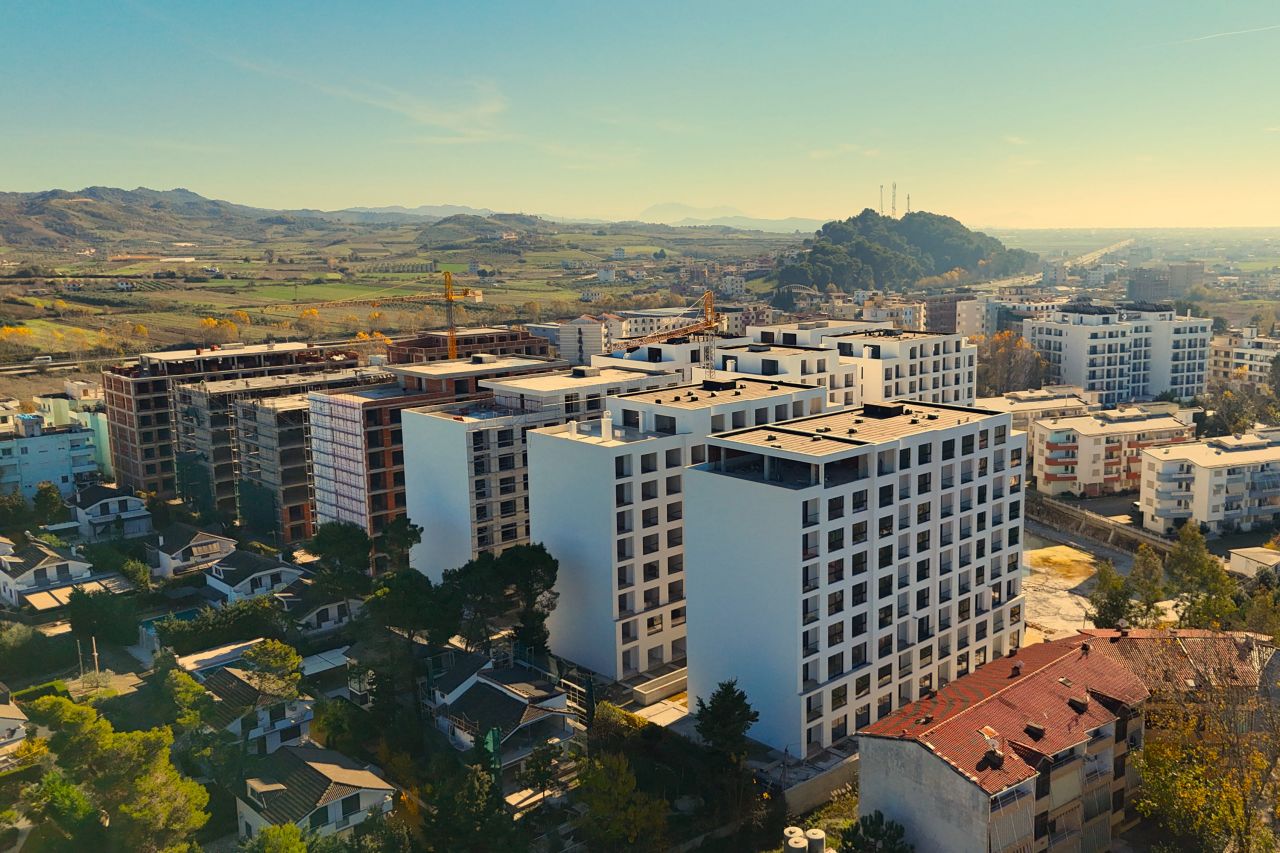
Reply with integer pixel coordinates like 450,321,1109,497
443,270,462,359
612,290,718,378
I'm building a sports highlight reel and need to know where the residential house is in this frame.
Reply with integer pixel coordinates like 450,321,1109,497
149,522,237,578
73,484,153,542
205,550,305,605
201,666,313,755
0,682,28,755
0,537,97,609
274,576,362,636
236,745,394,841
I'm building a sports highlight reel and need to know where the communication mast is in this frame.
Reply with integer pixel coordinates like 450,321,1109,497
891,182,897,218
879,185,884,215
906,194,911,215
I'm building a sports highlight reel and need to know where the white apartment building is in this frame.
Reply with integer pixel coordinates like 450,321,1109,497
0,414,98,499
1209,326,1280,393
976,386,1099,434
956,295,1066,340
861,300,928,331
1031,405,1195,497
1026,304,1211,406
402,364,682,581
1141,430,1280,536
684,401,1027,756
528,377,827,681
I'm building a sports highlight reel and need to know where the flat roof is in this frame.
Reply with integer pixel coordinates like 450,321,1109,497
975,387,1091,413
718,343,830,355
483,365,678,395
713,402,1002,457
1144,433,1280,468
616,377,819,410
387,355,562,380
825,328,960,341
177,367,391,394
142,341,313,361
1034,410,1190,436
313,383,413,403
238,393,310,411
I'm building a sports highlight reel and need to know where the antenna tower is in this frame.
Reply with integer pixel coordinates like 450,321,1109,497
891,182,897,218
879,185,884,215
906,194,911,215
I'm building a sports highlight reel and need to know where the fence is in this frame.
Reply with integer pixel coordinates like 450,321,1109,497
1027,492,1175,556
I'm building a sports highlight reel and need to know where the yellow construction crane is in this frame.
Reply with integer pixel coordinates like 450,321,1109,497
443,270,461,359
613,290,718,378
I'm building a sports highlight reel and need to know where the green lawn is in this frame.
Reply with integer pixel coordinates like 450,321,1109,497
94,674,176,732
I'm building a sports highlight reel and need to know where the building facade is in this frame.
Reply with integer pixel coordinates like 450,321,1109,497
529,377,827,681
386,326,551,364
0,415,98,499
235,395,316,545
1209,326,1280,393
103,342,359,497
1025,304,1210,406
975,386,1099,435
1031,405,1196,497
403,364,682,581
1140,430,1280,536
684,401,1027,756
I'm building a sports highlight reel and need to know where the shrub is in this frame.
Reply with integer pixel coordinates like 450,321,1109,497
13,680,70,703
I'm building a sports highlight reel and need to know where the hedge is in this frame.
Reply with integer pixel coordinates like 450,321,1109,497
12,680,70,703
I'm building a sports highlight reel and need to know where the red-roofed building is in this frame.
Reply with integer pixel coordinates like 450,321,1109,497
857,634,1148,853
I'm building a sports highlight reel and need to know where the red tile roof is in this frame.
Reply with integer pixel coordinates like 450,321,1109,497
1077,628,1274,692
860,636,1148,794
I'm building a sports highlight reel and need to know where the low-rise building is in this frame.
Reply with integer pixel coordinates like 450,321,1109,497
149,523,237,578
73,484,153,542
200,666,313,755
274,576,362,637
685,401,1027,756
1141,430,1280,536
34,379,114,480
0,682,28,755
403,363,681,580
1031,405,1196,497
975,386,1099,434
0,414,98,499
236,745,394,841
1209,326,1280,393
858,634,1148,853
0,536,95,609
1228,547,1280,581
205,550,305,605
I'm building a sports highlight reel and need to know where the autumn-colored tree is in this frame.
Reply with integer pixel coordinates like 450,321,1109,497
974,331,1046,395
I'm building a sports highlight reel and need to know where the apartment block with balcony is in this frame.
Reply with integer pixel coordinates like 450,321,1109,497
309,354,565,570
402,364,682,581
1141,429,1280,536
174,367,392,520
103,342,359,498
1031,404,1196,497
0,414,98,499
1025,304,1210,406
1209,326,1280,393
857,635,1147,853
684,401,1026,756
528,377,827,681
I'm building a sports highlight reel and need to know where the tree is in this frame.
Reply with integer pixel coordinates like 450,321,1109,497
496,544,560,654
425,765,524,853
239,824,307,853
66,587,137,645
22,769,96,834
840,810,914,853
694,679,759,765
0,490,32,535
576,753,667,852
120,557,152,592
442,553,508,652
516,742,559,801
311,521,373,578
1166,523,1218,593
975,331,1046,396
32,481,65,525
1085,560,1134,628
1164,523,1239,628
241,639,302,705
380,516,422,574
164,669,214,733
1128,545,1166,626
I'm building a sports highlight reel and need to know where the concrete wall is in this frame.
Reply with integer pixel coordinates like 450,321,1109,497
858,737,993,853
403,410,475,582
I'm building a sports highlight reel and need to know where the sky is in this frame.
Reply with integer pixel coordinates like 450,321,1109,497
2,1,1279,228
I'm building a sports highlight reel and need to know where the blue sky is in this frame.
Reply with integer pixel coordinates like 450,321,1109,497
3,1,1278,227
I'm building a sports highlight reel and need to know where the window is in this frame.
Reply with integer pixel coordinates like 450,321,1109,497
310,808,328,830
832,684,848,710
341,793,361,818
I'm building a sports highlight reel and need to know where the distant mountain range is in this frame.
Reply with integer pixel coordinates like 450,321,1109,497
637,202,825,234
0,186,826,249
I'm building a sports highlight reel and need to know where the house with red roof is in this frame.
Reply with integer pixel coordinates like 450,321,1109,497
857,634,1148,853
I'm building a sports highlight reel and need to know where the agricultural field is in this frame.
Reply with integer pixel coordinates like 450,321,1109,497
0,217,794,359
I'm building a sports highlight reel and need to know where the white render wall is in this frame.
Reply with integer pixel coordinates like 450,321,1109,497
402,410,477,581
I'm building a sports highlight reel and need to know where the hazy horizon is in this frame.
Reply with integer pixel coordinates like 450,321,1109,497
5,1,1280,229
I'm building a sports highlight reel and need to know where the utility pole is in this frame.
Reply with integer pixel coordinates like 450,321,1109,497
879,184,884,215
91,635,100,681
891,182,897,218
76,638,84,681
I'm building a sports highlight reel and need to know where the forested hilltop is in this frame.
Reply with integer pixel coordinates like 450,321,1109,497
776,209,1038,294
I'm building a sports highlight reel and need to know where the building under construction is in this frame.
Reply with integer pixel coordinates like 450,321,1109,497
387,326,551,365
173,367,391,520
234,394,316,546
